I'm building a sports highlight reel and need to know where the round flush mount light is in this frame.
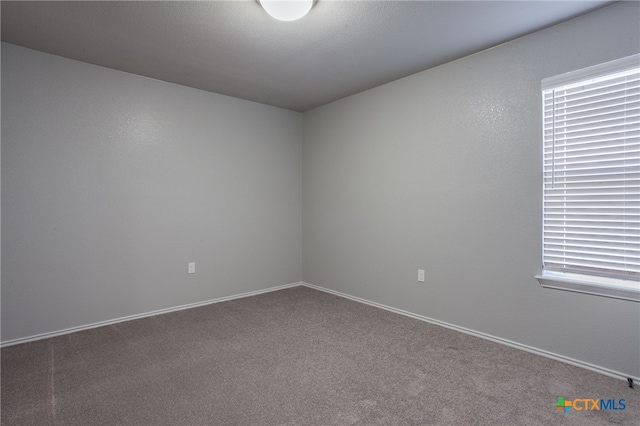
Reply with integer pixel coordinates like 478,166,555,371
260,0,314,22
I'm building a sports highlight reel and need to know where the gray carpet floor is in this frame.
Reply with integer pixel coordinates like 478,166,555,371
1,286,638,425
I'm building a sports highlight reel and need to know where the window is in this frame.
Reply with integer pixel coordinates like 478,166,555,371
536,54,640,302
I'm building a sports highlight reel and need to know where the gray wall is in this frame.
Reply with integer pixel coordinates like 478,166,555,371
2,43,302,342
302,2,640,378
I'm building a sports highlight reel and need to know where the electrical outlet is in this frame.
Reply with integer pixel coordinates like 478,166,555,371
418,269,425,283
188,262,195,274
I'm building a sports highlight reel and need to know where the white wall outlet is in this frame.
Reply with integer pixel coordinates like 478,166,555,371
188,262,195,274
418,269,425,283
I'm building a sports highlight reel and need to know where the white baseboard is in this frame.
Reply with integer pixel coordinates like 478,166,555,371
301,282,639,383
0,282,303,348
4,280,638,383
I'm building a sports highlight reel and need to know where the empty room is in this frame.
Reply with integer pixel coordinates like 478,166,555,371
1,1,639,424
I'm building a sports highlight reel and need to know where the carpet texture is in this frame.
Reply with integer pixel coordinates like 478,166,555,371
1,286,637,425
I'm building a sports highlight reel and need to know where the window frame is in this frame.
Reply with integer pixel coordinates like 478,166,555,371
535,54,640,303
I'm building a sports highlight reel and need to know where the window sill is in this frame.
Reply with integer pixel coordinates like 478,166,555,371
535,271,639,302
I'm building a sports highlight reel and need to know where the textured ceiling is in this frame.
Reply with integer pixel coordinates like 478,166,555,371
1,1,613,112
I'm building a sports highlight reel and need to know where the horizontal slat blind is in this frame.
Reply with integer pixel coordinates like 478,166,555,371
542,55,640,281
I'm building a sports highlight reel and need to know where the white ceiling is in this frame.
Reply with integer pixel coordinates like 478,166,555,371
1,0,614,112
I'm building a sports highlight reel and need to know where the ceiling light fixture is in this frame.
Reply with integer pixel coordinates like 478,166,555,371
259,0,314,22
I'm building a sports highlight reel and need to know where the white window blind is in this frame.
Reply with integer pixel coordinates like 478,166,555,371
541,55,640,284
